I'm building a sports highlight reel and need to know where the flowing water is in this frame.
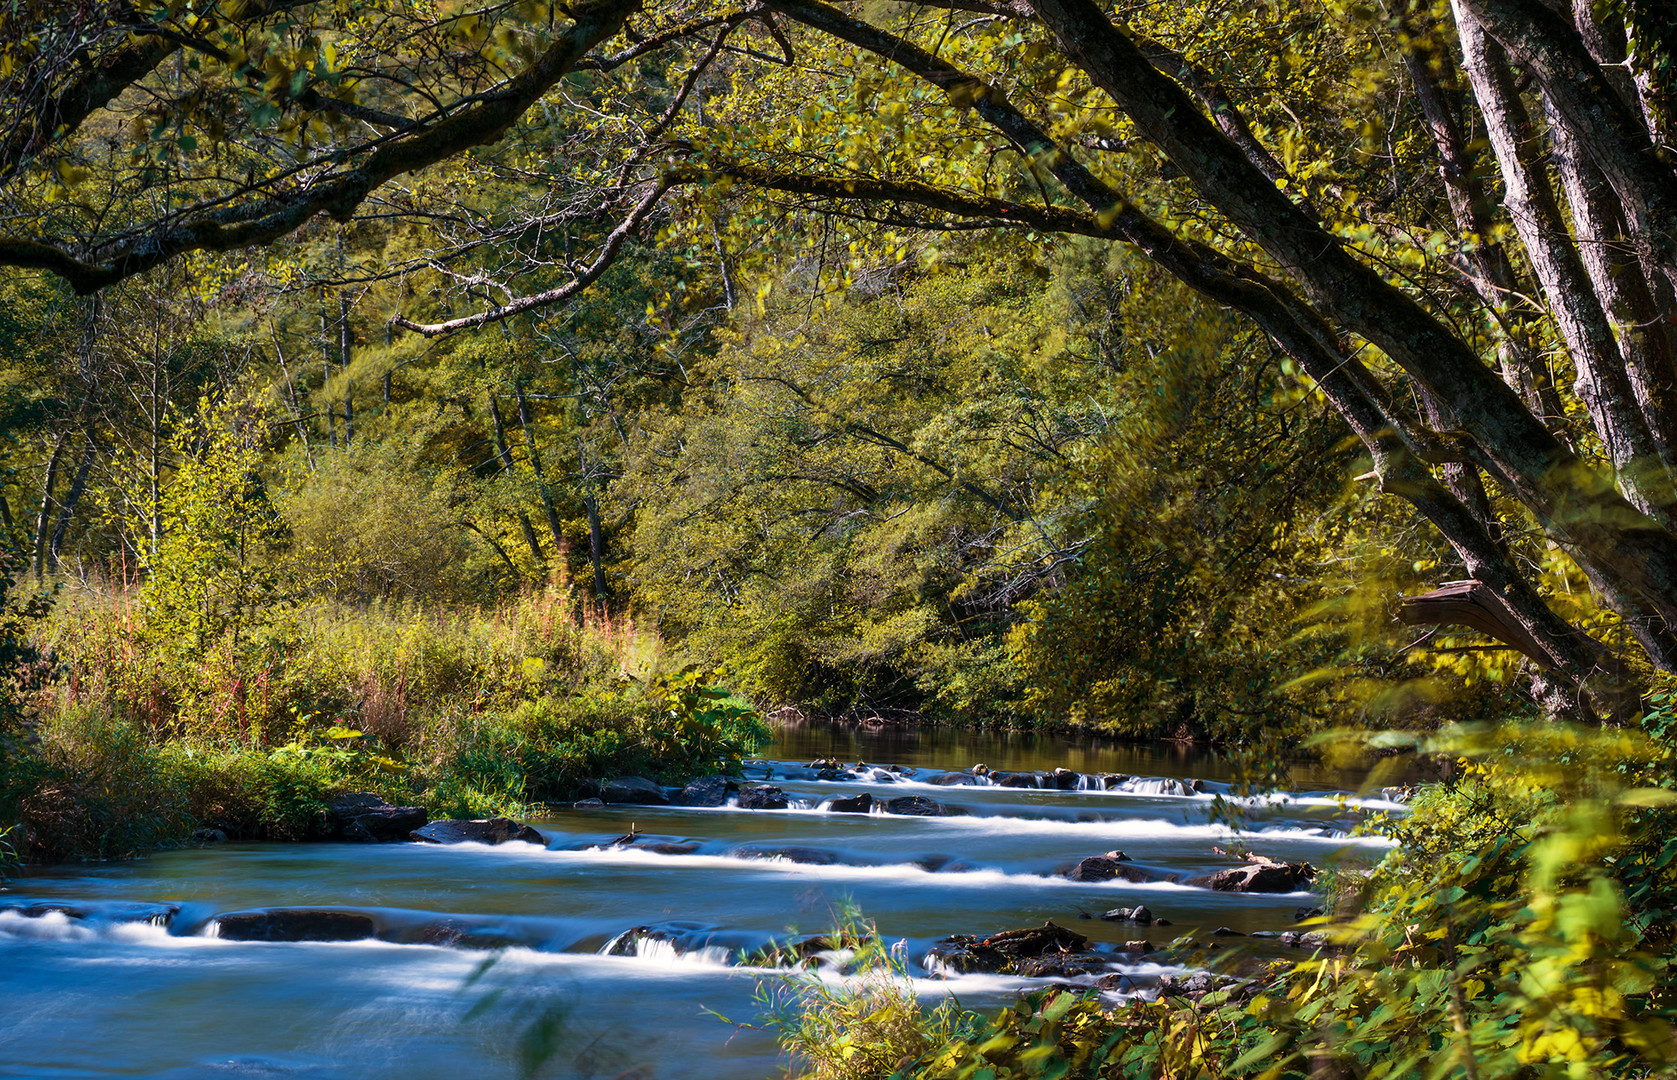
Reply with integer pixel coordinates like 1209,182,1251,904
0,723,1399,1080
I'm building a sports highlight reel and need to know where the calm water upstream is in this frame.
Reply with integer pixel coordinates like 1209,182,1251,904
0,723,1398,1080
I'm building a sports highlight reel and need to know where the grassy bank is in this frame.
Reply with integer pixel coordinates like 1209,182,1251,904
0,579,767,866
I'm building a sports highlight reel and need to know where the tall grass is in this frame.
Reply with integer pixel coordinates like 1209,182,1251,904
2,579,764,863
38,578,654,749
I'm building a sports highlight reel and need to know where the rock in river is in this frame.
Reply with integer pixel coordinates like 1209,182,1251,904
602,776,671,806
736,784,790,810
827,792,874,814
925,921,1093,975
1100,905,1153,924
327,792,428,843
1183,855,1314,893
409,818,545,845
1049,767,1081,790
1065,851,1164,883
883,795,946,816
676,775,737,807
925,772,975,786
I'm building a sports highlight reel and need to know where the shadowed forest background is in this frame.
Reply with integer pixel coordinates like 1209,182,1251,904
4,0,1677,1075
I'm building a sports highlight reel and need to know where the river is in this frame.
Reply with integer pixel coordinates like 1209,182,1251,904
0,722,1397,1080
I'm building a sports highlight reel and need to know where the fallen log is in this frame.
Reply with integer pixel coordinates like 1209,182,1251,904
1397,580,1554,668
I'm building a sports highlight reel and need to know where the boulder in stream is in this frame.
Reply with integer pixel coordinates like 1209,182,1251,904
827,792,874,814
925,772,975,786
676,775,737,807
1065,851,1165,883
409,818,545,845
925,921,1094,975
992,771,1038,788
602,776,670,806
736,785,790,810
213,909,378,942
1157,971,1247,1002
1049,767,1081,790
1183,854,1314,893
884,795,946,817
327,793,429,843
1100,905,1153,924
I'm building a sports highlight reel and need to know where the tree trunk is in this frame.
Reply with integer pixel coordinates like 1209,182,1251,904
338,291,353,446
1401,37,1569,431
320,298,337,449
1543,92,1677,477
32,434,65,581
270,322,316,472
1452,6,1674,524
1461,0,1677,298
515,379,568,572
585,491,607,612
48,437,96,570
488,391,517,474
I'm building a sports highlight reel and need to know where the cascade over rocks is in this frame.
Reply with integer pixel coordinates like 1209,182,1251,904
827,792,874,813
736,785,790,810
409,818,545,845
326,793,428,843
606,925,681,956
730,844,838,864
602,776,670,806
676,775,737,807
213,909,378,942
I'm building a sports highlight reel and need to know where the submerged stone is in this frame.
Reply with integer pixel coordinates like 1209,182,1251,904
213,909,377,942
409,818,545,845
602,776,670,806
883,795,946,816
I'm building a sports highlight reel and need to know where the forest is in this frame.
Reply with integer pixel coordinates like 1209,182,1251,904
2,0,1677,1076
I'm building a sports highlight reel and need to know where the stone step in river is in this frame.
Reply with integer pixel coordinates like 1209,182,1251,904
0,725,1399,1080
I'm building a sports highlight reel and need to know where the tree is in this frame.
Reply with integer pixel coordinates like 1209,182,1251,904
7,0,1677,709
